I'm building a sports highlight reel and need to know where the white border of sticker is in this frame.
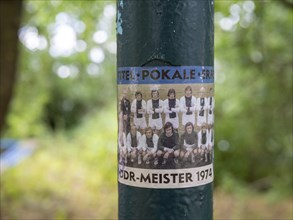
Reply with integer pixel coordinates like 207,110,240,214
118,164,213,189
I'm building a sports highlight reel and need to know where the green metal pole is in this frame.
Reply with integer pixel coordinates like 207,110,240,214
117,1,214,219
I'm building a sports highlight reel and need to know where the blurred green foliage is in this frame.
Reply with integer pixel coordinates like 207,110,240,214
6,0,116,136
1,107,118,219
214,0,292,195
1,0,292,219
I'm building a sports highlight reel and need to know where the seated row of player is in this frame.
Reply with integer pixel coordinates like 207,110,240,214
120,86,214,135
119,122,214,166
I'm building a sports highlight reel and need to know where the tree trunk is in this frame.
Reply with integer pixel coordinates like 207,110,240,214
0,0,23,133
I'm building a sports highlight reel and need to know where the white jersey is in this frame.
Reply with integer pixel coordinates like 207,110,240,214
126,131,142,151
207,96,215,110
198,130,208,149
163,98,180,129
207,128,214,148
131,99,147,129
207,96,215,125
147,99,164,130
196,97,208,126
180,95,197,126
207,110,214,125
139,134,159,153
131,99,147,118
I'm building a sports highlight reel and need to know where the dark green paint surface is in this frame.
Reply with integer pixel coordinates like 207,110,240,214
117,1,214,219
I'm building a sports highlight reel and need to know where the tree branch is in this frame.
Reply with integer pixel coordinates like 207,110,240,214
279,0,293,8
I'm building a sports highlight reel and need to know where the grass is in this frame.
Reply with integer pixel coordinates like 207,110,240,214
1,105,292,219
214,189,292,219
1,106,118,220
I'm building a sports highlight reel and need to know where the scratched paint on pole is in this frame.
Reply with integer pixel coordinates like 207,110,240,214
118,66,214,188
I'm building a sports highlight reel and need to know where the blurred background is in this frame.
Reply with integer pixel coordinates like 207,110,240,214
0,0,292,219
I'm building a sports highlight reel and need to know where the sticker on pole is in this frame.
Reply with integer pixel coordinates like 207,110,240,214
117,66,214,188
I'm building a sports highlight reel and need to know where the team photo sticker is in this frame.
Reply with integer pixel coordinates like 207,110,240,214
117,66,214,188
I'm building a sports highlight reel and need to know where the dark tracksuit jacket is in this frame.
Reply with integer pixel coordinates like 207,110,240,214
179,132,198,151
158,132,179,151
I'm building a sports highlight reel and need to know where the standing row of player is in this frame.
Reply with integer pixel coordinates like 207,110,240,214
119,121,214,166
120,86,214,136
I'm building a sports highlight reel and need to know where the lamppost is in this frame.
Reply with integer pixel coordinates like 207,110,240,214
117,1,214,219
